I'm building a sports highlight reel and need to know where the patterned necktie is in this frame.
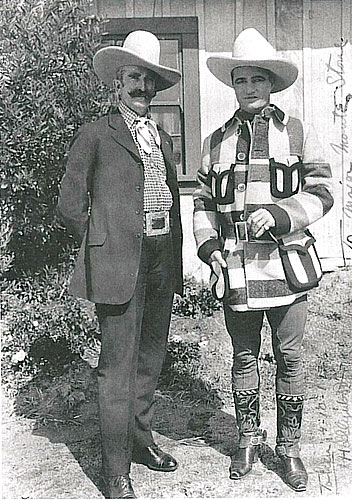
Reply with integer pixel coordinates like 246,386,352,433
135,117,161,155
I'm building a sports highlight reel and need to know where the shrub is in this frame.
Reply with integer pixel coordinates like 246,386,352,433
1,265,98,389
172,278,221,318
0,0,109,274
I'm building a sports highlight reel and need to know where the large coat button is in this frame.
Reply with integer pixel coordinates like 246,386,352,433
237,152,246,161
237,183,246,192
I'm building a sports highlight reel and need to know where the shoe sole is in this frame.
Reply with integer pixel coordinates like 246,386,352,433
146,463,178,472
229,467,253,480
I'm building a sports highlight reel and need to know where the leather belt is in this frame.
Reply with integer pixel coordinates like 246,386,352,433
222,221,272,243
144,211,170,236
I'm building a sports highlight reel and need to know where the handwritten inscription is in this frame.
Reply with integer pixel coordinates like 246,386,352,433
327,38,352,248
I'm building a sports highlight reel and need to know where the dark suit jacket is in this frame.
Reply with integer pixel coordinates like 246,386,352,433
57,111,183,304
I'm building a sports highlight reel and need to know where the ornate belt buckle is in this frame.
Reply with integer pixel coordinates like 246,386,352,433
145,211,170,236
235,221,248,242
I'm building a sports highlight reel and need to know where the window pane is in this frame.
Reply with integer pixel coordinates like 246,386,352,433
153,39,182,106
150,105,183,174
150,105,180,134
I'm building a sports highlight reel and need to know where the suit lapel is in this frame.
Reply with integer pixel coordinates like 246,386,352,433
108,112,140,161
159,128,176,176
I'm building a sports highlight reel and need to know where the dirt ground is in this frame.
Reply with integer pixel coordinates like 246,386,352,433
2,269,352,499
2,386,352,499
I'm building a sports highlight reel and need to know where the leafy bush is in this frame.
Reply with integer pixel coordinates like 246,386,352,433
0,0,109,274
172,278,221,318
1,265,98,389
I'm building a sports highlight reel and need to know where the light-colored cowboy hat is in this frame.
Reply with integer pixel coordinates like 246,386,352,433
93,30,181,91
207,28,298,93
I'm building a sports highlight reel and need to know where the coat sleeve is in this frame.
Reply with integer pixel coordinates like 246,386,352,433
266,121,334,236
57,124,96,243
193,134,222,264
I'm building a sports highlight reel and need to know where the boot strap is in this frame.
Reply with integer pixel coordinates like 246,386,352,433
276,443,300,458
239,430,267,448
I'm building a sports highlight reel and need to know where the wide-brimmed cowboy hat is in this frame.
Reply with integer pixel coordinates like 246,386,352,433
207,28,298,93
93,30,181,91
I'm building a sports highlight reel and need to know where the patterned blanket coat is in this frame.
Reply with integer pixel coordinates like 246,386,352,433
193,106,334,311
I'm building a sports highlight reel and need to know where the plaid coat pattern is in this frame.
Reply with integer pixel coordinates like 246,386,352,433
193,106,334,311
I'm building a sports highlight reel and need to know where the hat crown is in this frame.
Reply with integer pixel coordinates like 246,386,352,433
232,28,276,61
122,30,160,66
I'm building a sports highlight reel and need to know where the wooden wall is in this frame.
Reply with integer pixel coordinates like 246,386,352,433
93,0,352,274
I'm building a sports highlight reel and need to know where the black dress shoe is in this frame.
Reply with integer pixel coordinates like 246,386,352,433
102,474,136,499
133,443,178,472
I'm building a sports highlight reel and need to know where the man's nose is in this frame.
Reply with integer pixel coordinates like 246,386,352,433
246,81,256,94
136,78,146,91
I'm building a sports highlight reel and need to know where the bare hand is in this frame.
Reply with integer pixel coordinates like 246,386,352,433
247,209,275,238
209,250,227,271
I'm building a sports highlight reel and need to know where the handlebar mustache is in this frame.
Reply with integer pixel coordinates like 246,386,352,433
128,90,156,98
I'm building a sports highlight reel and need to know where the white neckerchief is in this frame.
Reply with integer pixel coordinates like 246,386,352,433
135,117,161,155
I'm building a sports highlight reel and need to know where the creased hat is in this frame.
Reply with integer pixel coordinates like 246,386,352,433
207,28,298,93
93,30,181,91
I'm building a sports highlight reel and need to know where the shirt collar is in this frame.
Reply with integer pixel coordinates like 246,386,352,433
118,100,151,129
233,104,286,125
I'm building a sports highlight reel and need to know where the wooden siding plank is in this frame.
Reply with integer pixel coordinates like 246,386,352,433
275,0,303,51
181,33,202,181
304,0,345,261
342,0,351,41
204,0,235,52
195,0,205,50
96,0,126,17
266,0,276,46
235,0,244,36
170,0,196,16
302,0,312,123
133,0,162,17
243,0,267,37
125,0,134,17
161,0,171,16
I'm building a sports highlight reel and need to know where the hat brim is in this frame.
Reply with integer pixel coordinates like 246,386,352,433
93,46,181,91
206,57,298,93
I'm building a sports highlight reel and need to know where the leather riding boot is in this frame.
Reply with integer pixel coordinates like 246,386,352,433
230,389,266,480
276,394,308,492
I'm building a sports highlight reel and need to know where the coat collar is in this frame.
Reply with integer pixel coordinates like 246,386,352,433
108,110,140,160
222,104,288,133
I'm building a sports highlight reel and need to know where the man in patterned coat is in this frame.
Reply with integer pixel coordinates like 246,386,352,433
58,31,183,499
193,28,333,492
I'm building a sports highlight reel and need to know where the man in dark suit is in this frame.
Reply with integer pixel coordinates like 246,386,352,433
57,30,183,499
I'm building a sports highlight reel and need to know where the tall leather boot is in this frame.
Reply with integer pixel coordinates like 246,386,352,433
276,394,308,492
230,389,266,480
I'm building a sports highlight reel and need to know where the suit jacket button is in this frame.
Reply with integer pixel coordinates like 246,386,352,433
135,185,141,192
135,209,141,215
237,183,246,192
136,233,141,238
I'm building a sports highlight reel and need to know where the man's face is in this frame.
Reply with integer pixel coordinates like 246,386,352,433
117,65,157,116
231,66,273,114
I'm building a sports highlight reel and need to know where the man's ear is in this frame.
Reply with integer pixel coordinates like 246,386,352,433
113,79,121,91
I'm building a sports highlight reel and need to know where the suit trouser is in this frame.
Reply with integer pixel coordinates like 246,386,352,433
224,295,307,396
96,233,175,477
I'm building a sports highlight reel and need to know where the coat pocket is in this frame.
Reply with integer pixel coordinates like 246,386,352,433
208,163,236,204
87,228,107,246
271,230,322,292
269,157,301,198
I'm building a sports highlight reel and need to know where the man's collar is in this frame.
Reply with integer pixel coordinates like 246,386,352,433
118,100,151,128
232,104,286,126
